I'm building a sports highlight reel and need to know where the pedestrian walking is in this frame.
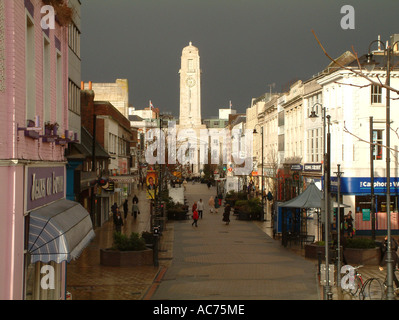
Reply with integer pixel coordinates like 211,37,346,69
344,211,354,238
223,204,231,225
197,199,204,218
214,195,219,213
192,201,197,213
111,202,118,214
132,202,140,219
113,208,124,233
217,192,223,206
132,194,139,204
123,199,128,220
209,196,215,213
192,209,199,227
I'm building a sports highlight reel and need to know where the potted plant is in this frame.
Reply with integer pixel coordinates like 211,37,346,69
305,241,327,259
234,198,262,220
100,232,153,266
166,198,188,220
44,122,59,136
344,238,381,266
235,200,251,220
225,191,247,207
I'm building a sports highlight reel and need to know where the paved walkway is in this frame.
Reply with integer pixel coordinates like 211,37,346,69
149,183,319,300
66,187,163,300
66,183,395,300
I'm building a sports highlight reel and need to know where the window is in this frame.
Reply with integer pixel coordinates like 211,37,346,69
371,85,382,104
68,79,80,115
56,52,62,126
307,129,322,163
68,23,81,58
25,260,62,300
188,59,194,71
373,129,383,160
278,134,284,152
355,195,398,213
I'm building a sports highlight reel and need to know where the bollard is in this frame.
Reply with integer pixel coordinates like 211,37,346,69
153,226,160,267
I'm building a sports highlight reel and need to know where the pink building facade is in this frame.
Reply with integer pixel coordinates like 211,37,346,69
0,0,94,300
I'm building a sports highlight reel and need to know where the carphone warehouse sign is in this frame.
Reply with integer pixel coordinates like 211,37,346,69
330,177,399,195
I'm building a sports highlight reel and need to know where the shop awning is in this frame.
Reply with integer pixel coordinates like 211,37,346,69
279,182,350,209
28,199,95,264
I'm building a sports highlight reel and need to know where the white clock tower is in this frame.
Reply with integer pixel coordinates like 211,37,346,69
177,42,206,176
179,42,203,128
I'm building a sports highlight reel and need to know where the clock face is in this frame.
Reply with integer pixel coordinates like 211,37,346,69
186,77,196,88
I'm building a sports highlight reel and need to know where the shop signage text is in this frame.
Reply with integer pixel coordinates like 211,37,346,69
330,177,399,194
304,163,322,172
31,172,64,201
27,166,65,211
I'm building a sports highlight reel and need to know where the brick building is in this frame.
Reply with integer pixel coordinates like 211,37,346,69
81,88,136,216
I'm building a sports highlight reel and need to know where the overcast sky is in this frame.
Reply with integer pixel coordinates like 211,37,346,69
81,0,399,118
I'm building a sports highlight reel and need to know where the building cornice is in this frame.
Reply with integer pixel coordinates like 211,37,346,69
0,159,67,167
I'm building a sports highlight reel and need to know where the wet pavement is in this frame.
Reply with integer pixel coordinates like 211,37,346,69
66,183,396,300
66,188,167,300
150,184,318,300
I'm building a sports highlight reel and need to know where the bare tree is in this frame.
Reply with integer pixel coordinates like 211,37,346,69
312,30,399,154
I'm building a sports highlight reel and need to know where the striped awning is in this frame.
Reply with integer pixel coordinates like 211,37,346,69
28,199,95,264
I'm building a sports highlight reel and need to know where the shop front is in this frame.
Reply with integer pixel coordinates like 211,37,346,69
331,176,399,236
24,165,95,300
108,175,135,205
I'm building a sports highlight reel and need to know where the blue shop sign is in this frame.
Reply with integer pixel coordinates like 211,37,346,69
290,164,303,171
330,177,399,195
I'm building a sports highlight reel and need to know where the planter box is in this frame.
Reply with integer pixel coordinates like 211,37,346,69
305,244,326,259
344,247,381,266
304,244,336,261
100,248,153,266
167,210,188,220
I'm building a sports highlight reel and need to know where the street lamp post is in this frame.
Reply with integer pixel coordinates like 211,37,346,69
334,164,344,289
364,39,399,300
253,124,264,221
310,103,332,300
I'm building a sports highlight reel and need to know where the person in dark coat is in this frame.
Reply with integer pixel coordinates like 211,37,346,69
123,199,128,219
223,204,231,225
111,202,118,214
132,195,139,204
113,208,124,233
345,211,354,238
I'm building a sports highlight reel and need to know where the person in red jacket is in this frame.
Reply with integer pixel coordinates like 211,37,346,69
192,201,197,213
192,209,199,227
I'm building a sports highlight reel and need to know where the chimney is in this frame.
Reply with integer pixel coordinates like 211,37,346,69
89,81,92,90
81,81,84,90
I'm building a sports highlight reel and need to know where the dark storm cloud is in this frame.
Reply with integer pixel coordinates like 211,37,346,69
81,0,399,117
